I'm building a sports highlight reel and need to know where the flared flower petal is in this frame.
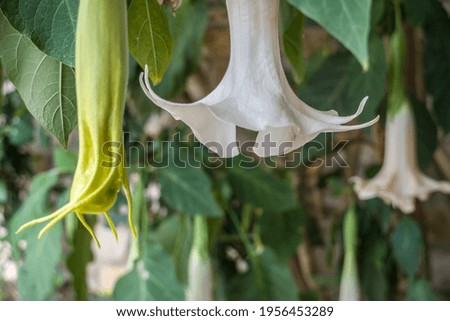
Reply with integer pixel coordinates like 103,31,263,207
351,102,450,213
16,0,136,246
140,0,378,158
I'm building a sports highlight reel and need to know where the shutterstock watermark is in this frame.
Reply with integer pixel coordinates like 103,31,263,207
101,132,350,169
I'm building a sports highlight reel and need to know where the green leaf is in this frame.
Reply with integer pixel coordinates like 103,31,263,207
154,0,208,98
390,217,423,277
288,0,371,69
300,34,387,123
406,279,438,300
281,1,305,84
17,224,62,300
260,207,305,260
152,214,193,284
404,0,431,27
0,12,77,147
67,217,94,301
158,163,222,217
410,98,438,171
113,239,185,300
0,0,78,66
227,248,298,300
0,180,7,203
7,170,62,300
128,0,173,85
53,147,78,173
228,166,298,214
424,0,450,133
8,170,59,254
360,233,389,300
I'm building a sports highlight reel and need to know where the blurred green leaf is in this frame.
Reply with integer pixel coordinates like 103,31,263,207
390,217,423,278
154,0,208,98
406,279,438,300
152,214,193,284
128,0,173,85
360,234,389,300
404,0,431,27
0,180,8,203
113,239,185,300
288,0,371,69
410,98,437,171
227,248,298,300
281,1,305,84
0,0,79,66
8,115,33,146
158,162,222,217
6,170,62,300
424,0,450,133
228,167,298,214
53,148,78,174
17,223,62,300
301,34,387,123
260,207,305,260
0,12,77,147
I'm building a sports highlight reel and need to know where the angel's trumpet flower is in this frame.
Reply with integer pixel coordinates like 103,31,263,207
352,4,450,214
16,0,137,246
140,0,378,158
351,102,450,214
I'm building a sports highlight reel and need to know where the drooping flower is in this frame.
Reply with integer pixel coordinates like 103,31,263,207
351,3,450,214
140,0,379,158
351,101,450,214
16,0,137,246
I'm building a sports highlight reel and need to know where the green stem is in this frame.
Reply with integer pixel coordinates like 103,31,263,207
388,0,408,117
192,215,209,260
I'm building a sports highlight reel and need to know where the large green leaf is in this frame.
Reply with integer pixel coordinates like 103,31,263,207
0,12,77,147
227,248,298,300
0,0,79,66
158,163,222,217
390,217,423,278
113,239,185,300
7,170,62,300
288,0,371,69
424,0,450,133
300,34,387,123
154,0,208,98
128,0,172,85
228,166,298,214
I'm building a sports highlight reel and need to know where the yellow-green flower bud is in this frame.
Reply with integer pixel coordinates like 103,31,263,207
17,0,137,247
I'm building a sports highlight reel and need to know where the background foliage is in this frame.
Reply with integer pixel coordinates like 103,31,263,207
0,0,449,301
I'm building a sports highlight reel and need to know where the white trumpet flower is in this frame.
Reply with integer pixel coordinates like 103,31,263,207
351,102,450,213
140,0,379,158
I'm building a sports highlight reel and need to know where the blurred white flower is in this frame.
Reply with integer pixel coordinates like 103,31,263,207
187,217,213,301
186,248,213,301
339,204,360,301
351,102,450,213
140,0,378,158
144,112,174,138
157,0,182,13
1,80,15,96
